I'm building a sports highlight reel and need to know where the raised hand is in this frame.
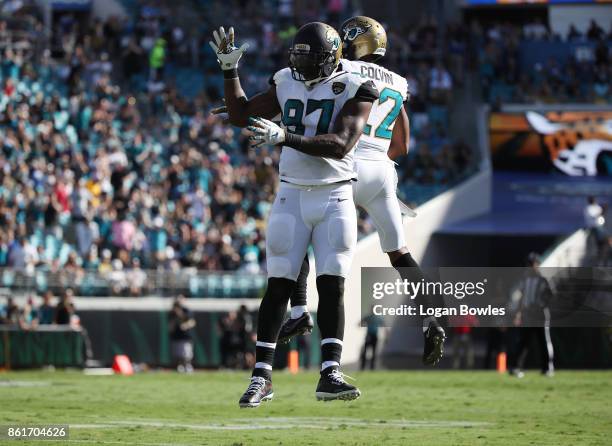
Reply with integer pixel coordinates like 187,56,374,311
208,26,250,70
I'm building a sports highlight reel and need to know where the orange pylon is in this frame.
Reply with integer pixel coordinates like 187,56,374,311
496,352,507,373
288,350,299,374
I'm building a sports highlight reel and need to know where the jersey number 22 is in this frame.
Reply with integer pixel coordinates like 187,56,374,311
363,87,403,140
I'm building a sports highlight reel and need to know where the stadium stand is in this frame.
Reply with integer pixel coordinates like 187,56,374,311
477,21,611,105
0,0,479,290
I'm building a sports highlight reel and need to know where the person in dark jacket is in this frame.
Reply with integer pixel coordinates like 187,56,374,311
508,253,555,377
169,295,196,373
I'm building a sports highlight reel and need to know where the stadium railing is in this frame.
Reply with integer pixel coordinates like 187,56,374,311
0,268,267,298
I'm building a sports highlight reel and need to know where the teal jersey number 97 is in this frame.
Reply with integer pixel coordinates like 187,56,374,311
282,99,335,136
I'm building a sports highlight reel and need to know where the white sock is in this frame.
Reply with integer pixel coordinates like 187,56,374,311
321,360,339,371
254,362,272,370
291,305,308,319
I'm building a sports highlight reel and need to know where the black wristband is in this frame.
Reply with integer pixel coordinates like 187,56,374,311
284,132,304,148
223,68,238,79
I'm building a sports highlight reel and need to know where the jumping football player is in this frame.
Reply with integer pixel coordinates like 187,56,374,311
278,17,447,366
209,22,379,407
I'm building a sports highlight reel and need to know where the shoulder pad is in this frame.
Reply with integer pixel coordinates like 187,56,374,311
339,70,372,98
270,67,292,86
338,58,362,75
389,70,409,102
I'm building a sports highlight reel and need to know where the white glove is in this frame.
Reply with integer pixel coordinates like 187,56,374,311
247,117,286,148
208,26,250,70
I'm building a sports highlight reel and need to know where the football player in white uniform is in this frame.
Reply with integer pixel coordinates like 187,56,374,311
209,22,379,407
278,17,447,366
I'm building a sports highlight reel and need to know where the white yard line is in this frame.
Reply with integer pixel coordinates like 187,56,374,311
33,418,493,445
43,439,198,446
0,381,51,387
70,417,491,432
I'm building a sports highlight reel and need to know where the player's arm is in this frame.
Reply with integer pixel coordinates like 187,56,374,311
209,26,280,127
388,106,410,160
248,81,379,160
223,79,280,127
284,97,373,159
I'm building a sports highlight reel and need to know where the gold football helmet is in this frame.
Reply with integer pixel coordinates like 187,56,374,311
340,16,387,61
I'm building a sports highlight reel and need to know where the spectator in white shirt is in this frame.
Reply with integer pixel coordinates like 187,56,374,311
584,196,603,229
584,196,608,263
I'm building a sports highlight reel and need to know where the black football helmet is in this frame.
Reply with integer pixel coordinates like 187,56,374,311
288,22,342,82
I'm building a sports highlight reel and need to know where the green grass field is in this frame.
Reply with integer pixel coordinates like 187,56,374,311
1,370,611,445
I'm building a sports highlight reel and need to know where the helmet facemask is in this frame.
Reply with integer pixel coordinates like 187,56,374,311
287,22,342,86
289,48,337,83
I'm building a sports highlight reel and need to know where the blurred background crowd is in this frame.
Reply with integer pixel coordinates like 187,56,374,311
0,1,482,280
0,289,79,328
478,19,610,105
0,0,609,281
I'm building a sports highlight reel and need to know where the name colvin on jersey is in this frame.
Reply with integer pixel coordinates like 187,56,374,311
358,65,394,85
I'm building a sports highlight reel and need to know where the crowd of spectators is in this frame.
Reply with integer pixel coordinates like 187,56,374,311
378,17,477,203
16,2,591,282
0,2,478,280
0,290,80,329
0,7,276,278
477,19,611,105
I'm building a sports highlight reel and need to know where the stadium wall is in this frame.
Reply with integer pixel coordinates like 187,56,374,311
1,297,320,368
540,229,588,268
0,326,84,369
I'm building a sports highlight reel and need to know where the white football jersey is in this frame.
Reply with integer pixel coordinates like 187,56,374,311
272,66,378,185
341,59,409,161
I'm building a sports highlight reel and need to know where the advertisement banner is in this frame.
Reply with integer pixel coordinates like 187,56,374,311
489,111,612,175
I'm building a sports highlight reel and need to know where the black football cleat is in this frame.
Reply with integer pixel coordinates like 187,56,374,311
239,376,274,408
423,323,446,366
315,369,361,402
278,312,314,344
